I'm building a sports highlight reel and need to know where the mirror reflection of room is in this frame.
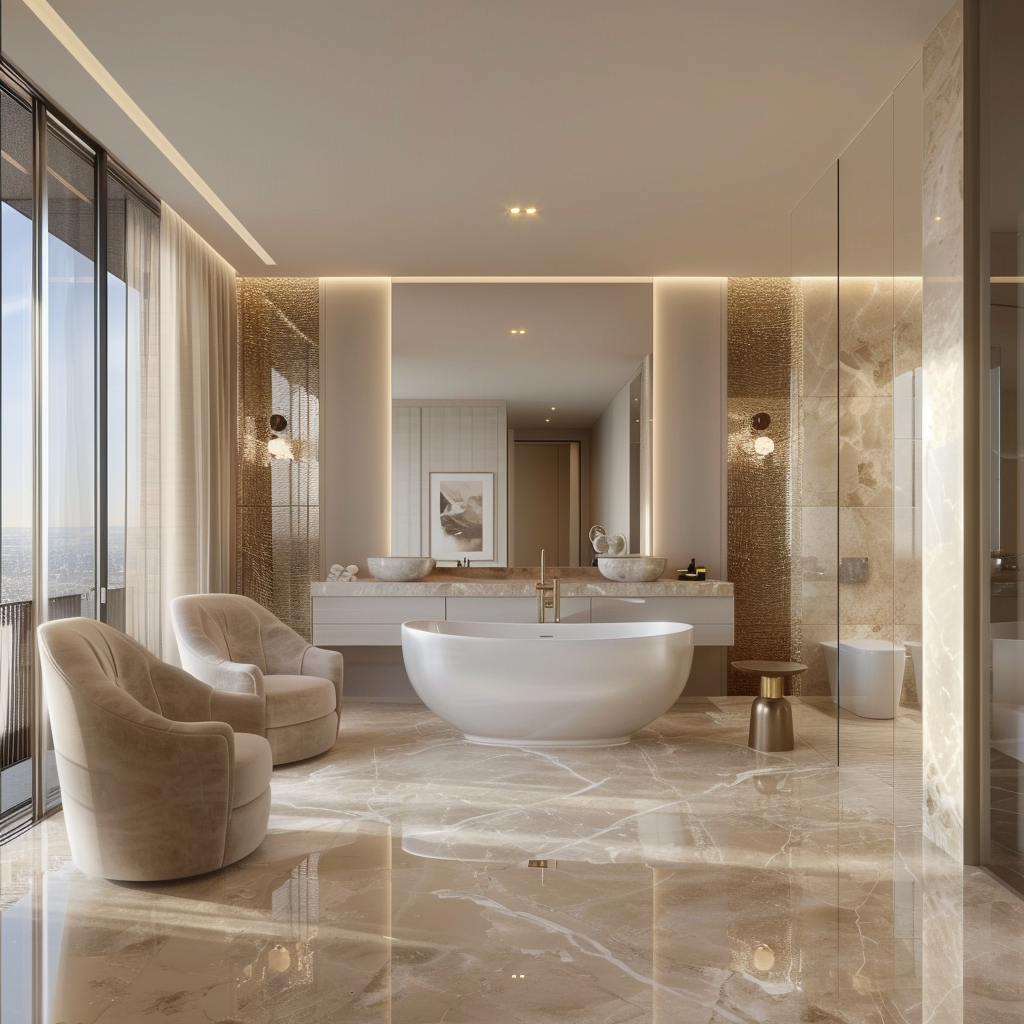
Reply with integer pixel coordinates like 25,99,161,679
390,283,653,567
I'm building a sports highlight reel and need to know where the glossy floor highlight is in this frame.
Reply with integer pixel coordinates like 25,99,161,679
1,698,1023,1023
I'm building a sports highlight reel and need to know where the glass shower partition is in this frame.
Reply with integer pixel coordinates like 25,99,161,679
790,161,840,766
982,0,1024,894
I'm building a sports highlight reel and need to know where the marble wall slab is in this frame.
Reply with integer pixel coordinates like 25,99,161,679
839,278,895,398
840,507,896,627
800,277,840,399
921,0,965,862
839,398,895,507
799,396,840,508
793,278,840,698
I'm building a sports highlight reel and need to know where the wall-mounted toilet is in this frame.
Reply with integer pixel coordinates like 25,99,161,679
820,639,907,720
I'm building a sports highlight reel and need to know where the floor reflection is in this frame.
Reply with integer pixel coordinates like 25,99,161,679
1,699,1023,1023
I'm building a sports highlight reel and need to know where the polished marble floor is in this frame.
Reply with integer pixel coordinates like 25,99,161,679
2,698,1023,1023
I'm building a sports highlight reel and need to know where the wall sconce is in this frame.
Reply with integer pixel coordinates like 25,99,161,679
268,414,295,461
751,412,773,457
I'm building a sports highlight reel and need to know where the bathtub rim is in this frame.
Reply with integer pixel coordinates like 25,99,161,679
400,618,694,642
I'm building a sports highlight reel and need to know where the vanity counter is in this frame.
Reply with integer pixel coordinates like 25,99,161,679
311,577,732,598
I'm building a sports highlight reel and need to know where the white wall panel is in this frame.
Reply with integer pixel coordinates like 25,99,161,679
392,399,508,565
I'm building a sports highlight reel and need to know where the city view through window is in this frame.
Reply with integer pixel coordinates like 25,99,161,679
1,72,159,836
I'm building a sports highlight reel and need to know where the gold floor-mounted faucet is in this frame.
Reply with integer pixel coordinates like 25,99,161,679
536,549,561,623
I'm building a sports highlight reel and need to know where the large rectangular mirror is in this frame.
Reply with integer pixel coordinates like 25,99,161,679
390,282,653,566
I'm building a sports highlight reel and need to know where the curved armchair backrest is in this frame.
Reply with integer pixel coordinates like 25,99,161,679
172,593,310,676
37,617,223,751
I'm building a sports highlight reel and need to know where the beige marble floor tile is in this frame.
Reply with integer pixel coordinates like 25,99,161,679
2,701,1023,1023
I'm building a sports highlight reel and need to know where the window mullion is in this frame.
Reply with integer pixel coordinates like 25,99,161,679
96,152,108,621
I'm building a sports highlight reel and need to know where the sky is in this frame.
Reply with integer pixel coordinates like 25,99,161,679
2,200,130,532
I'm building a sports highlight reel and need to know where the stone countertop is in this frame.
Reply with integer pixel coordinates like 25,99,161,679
312,577,733,598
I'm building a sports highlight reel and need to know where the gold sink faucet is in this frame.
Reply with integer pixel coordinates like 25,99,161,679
536,549,561,623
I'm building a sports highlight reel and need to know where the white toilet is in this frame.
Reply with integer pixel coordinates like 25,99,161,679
820,639,907,719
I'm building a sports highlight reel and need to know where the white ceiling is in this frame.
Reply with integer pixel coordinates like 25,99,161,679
2,0,952,276
392,283,653,427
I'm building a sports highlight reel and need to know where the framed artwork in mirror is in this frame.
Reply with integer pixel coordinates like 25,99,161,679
429,472,494,561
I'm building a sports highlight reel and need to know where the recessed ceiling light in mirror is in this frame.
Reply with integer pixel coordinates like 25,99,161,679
510,328,526,335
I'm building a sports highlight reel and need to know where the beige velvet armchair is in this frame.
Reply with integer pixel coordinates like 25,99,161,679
171,594,343,765
36,618,272,882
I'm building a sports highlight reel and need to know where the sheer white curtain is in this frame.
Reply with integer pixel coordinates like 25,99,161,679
124,198,162,652
159,203,237,662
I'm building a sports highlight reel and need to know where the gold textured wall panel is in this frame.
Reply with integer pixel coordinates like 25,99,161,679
727,278,801,695
237,278,320,639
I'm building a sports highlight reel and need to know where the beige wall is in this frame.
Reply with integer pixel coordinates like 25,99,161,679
653,279,728,578
319,279,392,578
653,278,728,696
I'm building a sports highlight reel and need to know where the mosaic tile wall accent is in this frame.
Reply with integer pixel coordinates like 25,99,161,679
237,278,320,640
726,278,801,696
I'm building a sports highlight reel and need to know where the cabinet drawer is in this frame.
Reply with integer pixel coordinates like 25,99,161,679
445,597,591,623
312,623,404,646
312,596,445,624
591,596,734,646
591,596,733,624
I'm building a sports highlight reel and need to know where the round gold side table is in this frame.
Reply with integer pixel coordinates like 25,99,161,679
731,660,807,753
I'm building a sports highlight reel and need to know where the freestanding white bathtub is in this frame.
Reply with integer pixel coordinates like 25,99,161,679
400,619,694,747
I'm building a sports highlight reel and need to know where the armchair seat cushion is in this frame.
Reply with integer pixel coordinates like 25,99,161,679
232,733,273,809
264,675,336,730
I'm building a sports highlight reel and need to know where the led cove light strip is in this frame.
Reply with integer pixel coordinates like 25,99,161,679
22,0,275,265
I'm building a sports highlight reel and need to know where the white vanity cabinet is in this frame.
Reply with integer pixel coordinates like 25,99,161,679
310,584,732,646
445,597,591,624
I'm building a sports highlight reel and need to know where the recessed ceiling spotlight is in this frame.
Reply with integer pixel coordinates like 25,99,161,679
545,418,550,423
509,207,521,215
525,207,537,215
550,406,556,411
510,328,526,334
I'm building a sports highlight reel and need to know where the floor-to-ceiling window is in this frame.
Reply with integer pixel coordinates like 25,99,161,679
0,83,36,834
0,63,160,841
